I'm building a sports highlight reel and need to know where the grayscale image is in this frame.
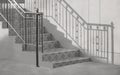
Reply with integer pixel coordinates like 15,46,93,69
0,0,120,75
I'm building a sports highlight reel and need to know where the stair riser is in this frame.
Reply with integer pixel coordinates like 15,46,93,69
53,58,90,68
15,34,54,43
42,50,82,62
22,43,61,51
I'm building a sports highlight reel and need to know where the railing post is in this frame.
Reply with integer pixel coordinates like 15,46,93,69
36,8,39,67
66,6,68,38
111,22,114,64
6,0,9,28
40,13,44,53
87,25,89,54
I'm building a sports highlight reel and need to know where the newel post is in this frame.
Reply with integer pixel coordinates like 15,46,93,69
36,8,39,67
111,22,114,64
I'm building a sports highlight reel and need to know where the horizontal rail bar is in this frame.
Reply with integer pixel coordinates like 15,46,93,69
87,23,112,27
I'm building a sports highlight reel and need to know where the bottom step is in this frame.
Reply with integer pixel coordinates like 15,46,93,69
53,57,91,68
42,57,91,68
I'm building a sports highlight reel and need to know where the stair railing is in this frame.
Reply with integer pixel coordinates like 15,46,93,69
0,0,44,67
22,0,114,64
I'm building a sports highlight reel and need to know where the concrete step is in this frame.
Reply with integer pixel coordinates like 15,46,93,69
52,57,91,68
22,41,62,51
41,57,91,68
15,33,54,43
42,49,82,62
9,27,47,36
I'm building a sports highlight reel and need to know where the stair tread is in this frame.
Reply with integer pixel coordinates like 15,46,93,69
43,48,79,54
30,40,57,43
52,57,90,63
52,57,90,68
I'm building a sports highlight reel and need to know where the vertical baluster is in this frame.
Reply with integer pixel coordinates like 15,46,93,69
80,25,82,47
11,5,13,28
103,27,106,58
93,29,95,56
87,25,89,54
55,0,58,21
59,1,61,25
6,0,9,28
49,0,50,16
40,0,41,12
69,13,72,37
1,1,3,14
62,6,64,28
27,15,29,44
83,24,86,52
46,0,47,16
98,27,100,58
29,0,31,11
6,0,8,20
27,16,28,44
66,6,68,38
3,1,5,16
81,25,83,48
0,2,1,13
38,12,44,53
8,2,10,23
89,26,92,55
101,30,103,58
111,22,114,64
38,0,40,11
96,28,98,57
24,14,27,51
43,0,45,13
107,27,109,63
30,15,32,44
72,16,75,39
52,0,53,17
75,20,79,44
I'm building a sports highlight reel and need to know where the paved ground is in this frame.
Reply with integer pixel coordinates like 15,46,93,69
0,59,120,75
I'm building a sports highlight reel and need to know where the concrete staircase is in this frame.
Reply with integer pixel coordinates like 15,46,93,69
0,8,91,68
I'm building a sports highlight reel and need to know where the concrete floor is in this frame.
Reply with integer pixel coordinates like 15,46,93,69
0,59,120,75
